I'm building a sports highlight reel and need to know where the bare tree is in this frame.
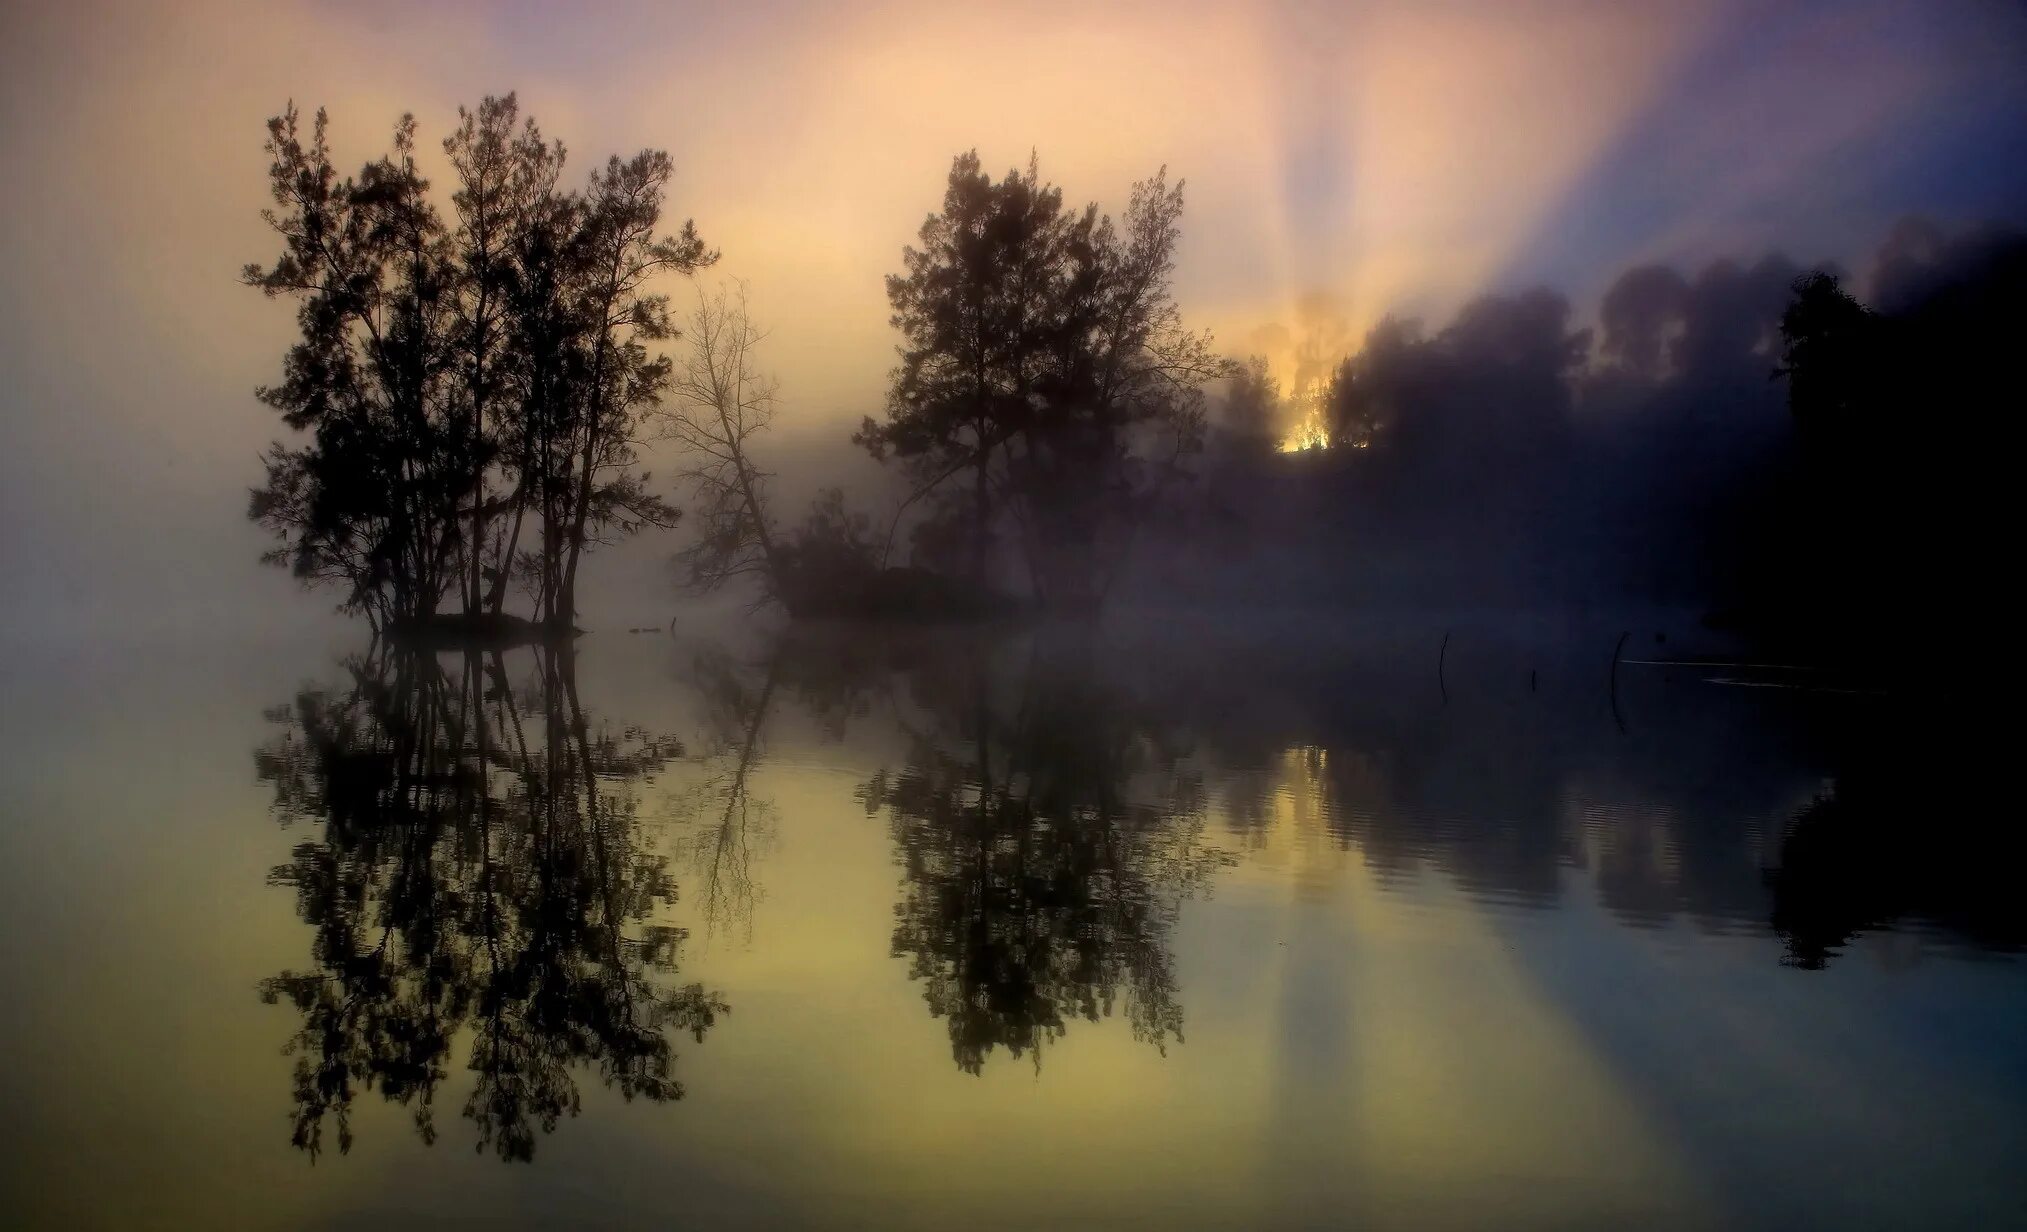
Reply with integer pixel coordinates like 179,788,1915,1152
660,284,784,597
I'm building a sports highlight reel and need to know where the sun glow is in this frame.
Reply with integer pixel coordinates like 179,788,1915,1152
1279,407,1332,453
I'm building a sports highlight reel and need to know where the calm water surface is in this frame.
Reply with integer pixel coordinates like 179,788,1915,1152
1,616,2020,1230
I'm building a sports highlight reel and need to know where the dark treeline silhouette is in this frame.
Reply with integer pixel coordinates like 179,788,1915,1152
254,642,722,1160
243,94,2022,663
1182,268,1788,610
1162,217,2024,672
1767,219,2025,655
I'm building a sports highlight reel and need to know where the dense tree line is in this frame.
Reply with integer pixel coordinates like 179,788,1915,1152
245,96,2020,651
1770,220,2023,648
1170,216,2022,661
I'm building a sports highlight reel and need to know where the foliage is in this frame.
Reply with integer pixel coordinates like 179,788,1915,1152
246,96,713,632
772,488,880,613
858,152,1232,608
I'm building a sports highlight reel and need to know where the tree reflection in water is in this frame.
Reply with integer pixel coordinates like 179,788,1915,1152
253,644,724,1161
247,623,2020,1162
796,629,1235,1075
1769,737,2024,970
669,646,783,940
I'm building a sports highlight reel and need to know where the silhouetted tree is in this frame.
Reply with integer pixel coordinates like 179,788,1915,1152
858,153,1228,608
661,285,785,598
248,97,714,634
1215,356,1282,452
1596,264,1691,382
544,150,714,626
1013,167,1230,609
442,94,566,620
858,152,1075,586
1320,315,1426,451
1777,272,1884,447
246,105,466,633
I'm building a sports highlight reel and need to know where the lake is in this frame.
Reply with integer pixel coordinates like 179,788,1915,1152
1,613,2020,1230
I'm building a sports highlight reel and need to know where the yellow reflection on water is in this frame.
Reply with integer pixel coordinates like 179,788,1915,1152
16,632,1980,1228
1195,741,1702,1224
600,731,1707,1226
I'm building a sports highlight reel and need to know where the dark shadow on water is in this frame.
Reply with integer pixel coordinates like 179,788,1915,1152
1769,736,2025,970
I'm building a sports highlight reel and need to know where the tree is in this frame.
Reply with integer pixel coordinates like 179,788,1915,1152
246,105,466,633
1215,356,1282,453
441,93,566,619
661,284,784,597
1596,264,1691,382
859,153,1229,608
1775,271,1880,446
247,97,714,634
1013,167,1231,608
1321,315,1425,451
547,151,715,627
859,152,1078,586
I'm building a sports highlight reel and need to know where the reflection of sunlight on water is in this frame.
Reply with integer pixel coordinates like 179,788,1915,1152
1227,742,1701,1218
1233,743,1352,898
1241,742,1403,904
10,629,2025,1227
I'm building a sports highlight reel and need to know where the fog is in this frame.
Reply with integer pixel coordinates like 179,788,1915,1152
2,0,2025,637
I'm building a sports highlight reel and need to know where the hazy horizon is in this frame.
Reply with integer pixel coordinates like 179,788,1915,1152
4,0,2026,635
4,8,2025,1225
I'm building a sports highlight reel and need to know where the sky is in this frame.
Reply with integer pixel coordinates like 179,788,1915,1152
3,0,2025,635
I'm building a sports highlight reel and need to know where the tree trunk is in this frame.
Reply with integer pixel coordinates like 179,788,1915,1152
971,429,991,586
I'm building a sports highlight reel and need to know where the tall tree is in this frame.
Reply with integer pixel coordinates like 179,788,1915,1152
860,154,1227,607
441,93,565,619
1320,315,1425,450
861,152,1075,585
246,104,465,632
548,151,715,627
660,284,784,597
1015,168,1230,607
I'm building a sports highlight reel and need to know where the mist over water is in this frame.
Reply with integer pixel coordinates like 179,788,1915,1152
5,1,2027,1226
2,615,2022,1228
6,1,2027,636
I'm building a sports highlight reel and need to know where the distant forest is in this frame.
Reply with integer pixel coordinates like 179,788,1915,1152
244,94,2024,664
1187,216,2021,652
